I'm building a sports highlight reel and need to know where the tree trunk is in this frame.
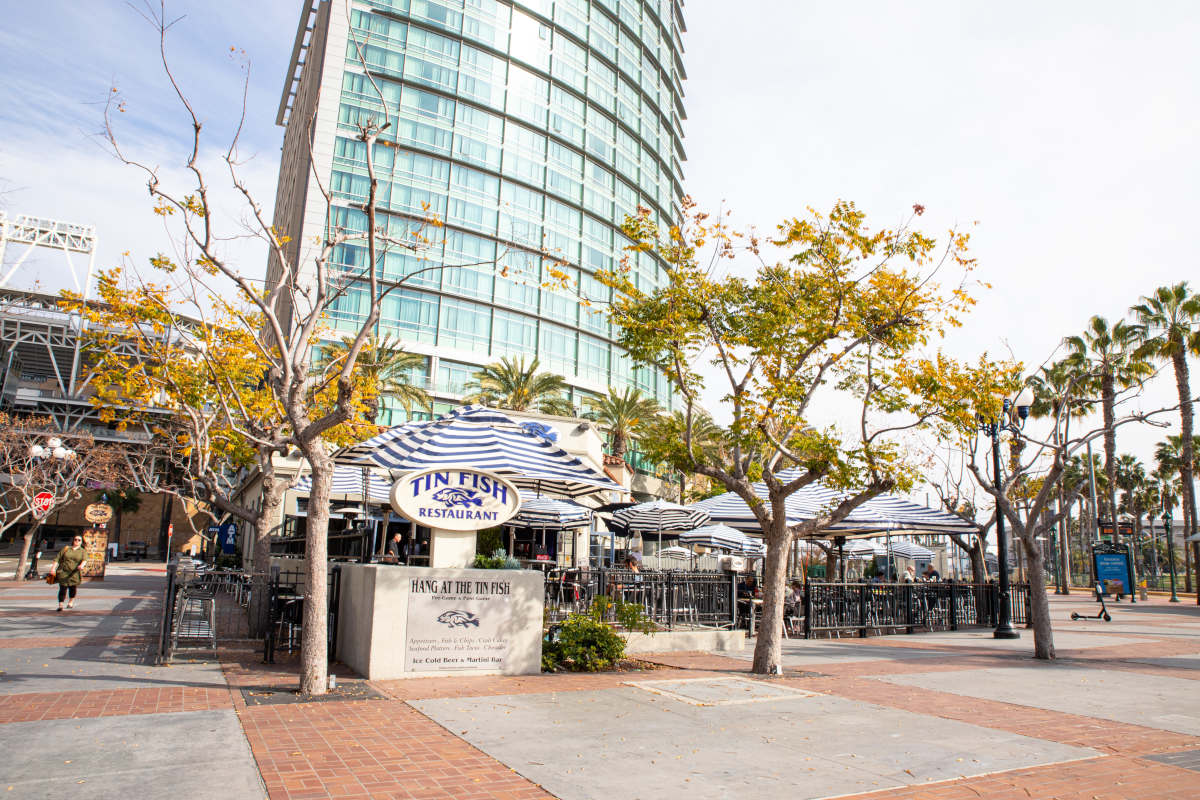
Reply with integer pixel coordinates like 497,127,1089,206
1185,497,1194,593
751,517,789,675
13,520,44,581
1101,374,1120,544
970,535,986,584
298,439,332,696
825,547,838,581
1056,490,1070,593
1020,529,1055,660
1171,346,1198,601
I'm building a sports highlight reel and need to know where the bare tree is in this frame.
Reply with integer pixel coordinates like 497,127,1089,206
98,3,523,694
960,369,1172,660
0,413,121,580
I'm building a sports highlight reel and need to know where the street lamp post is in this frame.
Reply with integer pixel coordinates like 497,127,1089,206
26,436,77,578
977,395,1030,640
1164,511,1179,603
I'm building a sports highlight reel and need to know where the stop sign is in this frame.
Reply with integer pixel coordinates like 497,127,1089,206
31,491,54,519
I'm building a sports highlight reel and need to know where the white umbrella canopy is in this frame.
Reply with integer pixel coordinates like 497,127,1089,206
689,468,976,538
294,465,391,502
656,545,692,560
841,539,885,560
887,540,935,560
677,523,749,551
610,500,711,534
507,492,592,530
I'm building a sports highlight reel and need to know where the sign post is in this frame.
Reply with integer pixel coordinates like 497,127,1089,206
31,491,54,520
1092,542,1136,602
165,522,174,563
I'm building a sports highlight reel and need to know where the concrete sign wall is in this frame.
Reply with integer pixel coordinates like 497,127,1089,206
337,564,543,679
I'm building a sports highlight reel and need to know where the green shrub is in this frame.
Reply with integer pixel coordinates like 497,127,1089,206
542,613,626,672
472,548,520,569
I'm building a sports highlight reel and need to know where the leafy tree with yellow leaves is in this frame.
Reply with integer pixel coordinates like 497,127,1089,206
603,198,994,674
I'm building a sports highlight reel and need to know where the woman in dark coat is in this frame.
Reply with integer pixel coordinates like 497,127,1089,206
52,535,87,611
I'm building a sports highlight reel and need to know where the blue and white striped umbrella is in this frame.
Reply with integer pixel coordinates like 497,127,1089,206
689,468,975,537
333,405,620,498
294,466,391,502
741,537,767,557
678,523,753,551
610,499,710,535
507,492,592,530
886,540,935,559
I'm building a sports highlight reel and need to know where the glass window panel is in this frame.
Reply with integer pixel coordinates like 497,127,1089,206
439,297,491,350
463,0,509,48
408,0,464,33
538,321,576,376
507,63,549,128
436,360,477,395
578,334,609,383
494,250,541,313
492,309,538,357
509,6,551,72
381,288,439,344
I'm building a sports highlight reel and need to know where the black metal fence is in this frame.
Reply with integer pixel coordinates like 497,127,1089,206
155,558,342,664
544,567,735,629
802,581,1031,638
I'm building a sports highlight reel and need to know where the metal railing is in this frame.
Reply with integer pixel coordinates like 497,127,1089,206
156,558,342,665
802,581,1030,639
544,567,735,629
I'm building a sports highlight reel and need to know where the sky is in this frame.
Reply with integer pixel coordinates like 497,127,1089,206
1,0,1197,490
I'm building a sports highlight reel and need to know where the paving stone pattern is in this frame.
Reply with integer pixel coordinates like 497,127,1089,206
1,567,1199,799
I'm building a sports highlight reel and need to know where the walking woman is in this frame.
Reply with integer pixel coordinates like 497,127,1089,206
51,535,87,611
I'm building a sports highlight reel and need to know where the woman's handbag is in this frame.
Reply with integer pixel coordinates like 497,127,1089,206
45,572,56,585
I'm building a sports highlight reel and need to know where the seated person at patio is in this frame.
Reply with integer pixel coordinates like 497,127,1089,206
902,565,916,582
921,564,941,581
738,576,759,599
385,532,409,564
787,581,803,606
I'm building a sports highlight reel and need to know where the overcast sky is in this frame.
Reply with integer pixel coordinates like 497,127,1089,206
2,0,1197,486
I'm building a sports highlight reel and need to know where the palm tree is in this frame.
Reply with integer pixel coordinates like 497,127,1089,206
1065,316,1152,545
1064,451,1106,584
1133,283,1200,602
1115,454,1148,571
583,388,660,460
1030,359,1091,591
1155,435,1200,592
315,333,430,422
464,356,573,416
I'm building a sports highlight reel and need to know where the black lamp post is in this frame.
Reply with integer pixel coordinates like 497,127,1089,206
977,394,1030,640
1164,511,1179,603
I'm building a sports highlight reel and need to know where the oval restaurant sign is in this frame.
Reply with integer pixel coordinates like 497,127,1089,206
84,503,114,524
390,468,521,532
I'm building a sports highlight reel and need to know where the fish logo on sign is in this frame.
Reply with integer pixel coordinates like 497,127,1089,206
437,610,480,628
432,487,484,508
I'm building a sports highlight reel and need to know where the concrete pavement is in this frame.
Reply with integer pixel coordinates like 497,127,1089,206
1,566,1199,799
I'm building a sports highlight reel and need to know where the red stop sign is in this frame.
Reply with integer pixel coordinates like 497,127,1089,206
31,491,54,519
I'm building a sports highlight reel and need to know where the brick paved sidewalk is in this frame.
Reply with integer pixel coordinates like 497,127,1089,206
2,569,1198,800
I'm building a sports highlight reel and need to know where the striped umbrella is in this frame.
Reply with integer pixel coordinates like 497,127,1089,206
689,468,975,537
611,500,710,552
657,545,692,560
678,523,753,551
294,465,391,503
333,405,620,498
842,539,885,561
740,536,766,558
887,540,935,560
508,492,592,530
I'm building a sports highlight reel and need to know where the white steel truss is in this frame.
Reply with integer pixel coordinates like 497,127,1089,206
0,212,98,394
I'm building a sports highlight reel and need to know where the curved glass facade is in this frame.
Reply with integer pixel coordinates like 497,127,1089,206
307,0,687,423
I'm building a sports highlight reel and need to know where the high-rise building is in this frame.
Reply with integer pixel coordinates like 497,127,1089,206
269,0,687,427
